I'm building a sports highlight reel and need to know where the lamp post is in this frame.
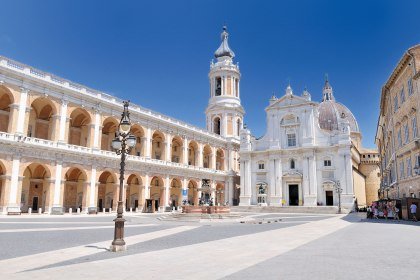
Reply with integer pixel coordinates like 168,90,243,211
335,181,342,214
110,101,136,252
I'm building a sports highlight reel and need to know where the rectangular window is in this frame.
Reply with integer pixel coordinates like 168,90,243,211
408,78,413,96
258,163,265,170
324,160,332,167
400,87,405,104
400,161,405,179
287,133,296,147
397,129,402,147
404,124,409,143
407,157,412,177
413,117,418,138
393,95,398,112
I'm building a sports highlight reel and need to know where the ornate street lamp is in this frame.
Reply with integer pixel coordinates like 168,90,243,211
335,181,342,214
110,101,136,252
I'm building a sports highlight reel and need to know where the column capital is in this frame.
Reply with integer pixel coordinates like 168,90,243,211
20,87,30,94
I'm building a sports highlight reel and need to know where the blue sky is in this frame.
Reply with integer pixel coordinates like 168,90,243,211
0,0,418,148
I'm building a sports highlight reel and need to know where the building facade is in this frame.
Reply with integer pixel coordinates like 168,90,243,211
375,45,420,200
239,79,379,210
0,27,242,215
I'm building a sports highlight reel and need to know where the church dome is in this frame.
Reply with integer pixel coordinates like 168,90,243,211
317,78,359,133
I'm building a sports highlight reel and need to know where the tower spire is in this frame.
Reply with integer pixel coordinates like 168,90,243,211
322,74,334,101
214,26,235,59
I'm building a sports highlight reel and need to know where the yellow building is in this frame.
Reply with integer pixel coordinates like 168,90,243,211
376,45,420,200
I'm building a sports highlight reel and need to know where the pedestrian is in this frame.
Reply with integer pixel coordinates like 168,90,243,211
393,204,400,221
373,206,379,219
410,202,417,222
383,204,388,220
367,205,372,219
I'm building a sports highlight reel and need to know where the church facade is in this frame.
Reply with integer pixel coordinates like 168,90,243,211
239,80,379,211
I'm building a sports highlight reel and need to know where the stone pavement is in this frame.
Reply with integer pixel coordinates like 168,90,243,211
0,212,419,279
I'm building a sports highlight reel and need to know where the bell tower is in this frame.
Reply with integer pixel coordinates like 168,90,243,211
206,26,244,139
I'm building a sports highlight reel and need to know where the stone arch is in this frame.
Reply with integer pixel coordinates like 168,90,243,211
97,171,117,212
101,117,119,151
21,163,52,213
0,85,14,133
213,116,221,135
171,136,183,163
28,97,57,140
69,108,91,147
125,173,143,211
203,144,212,168
170,178,182,207
130,124,145,157
150,176,164,210
187,179,199,205
188,140,199,166
151,130,165,160
63,167,88,213
216,148,225,171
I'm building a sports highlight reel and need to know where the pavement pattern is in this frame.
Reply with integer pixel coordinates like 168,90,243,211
0,212,419,280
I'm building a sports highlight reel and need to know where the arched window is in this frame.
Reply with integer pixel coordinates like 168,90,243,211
236,119,241,136
215,77,222,96
290,159,295,169
213,117,221,135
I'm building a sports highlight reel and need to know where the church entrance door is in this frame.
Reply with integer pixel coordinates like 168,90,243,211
289,185,299,206
326,191,334,206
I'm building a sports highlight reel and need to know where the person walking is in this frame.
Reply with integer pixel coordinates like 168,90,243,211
410,202,417,222
373,206,379,219
393,204,400,221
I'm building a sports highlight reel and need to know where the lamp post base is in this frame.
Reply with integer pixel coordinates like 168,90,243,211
109,244,127,252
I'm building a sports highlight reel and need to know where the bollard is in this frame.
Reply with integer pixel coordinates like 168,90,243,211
28,208,32,215
130,207,132,213
102,208,105,213
135,207,139,213
77,208,80,214
109,208,112,213
69,208,72,214
38,208,42,214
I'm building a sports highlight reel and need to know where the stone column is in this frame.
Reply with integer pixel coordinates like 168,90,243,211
183,137,188,165
228,175,234,205
165,134,172,162
7,155,22,214
144,174,150,199
239,159,252,205
211,147,216,170
140,137,147,157
308,154,317,205
15,87,29,136
145,128,152,158
198,143,203,167
221,76,225,95
92,108,101,149
58,99,68,143
223,113,228,137
88,166,97,213
51,162,64,214
50,115,61,142
0,175,11,214
164,176,170,207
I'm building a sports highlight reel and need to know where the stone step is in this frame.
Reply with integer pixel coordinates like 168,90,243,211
231,206,343,214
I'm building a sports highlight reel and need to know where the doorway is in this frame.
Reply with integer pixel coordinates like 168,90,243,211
326,191,333,206
289,185,299,206
32,196,39,211
98,199,103,212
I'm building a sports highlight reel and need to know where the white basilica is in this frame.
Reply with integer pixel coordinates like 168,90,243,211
239,79,377,211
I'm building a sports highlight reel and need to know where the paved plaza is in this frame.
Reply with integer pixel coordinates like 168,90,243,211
0,211,419,280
